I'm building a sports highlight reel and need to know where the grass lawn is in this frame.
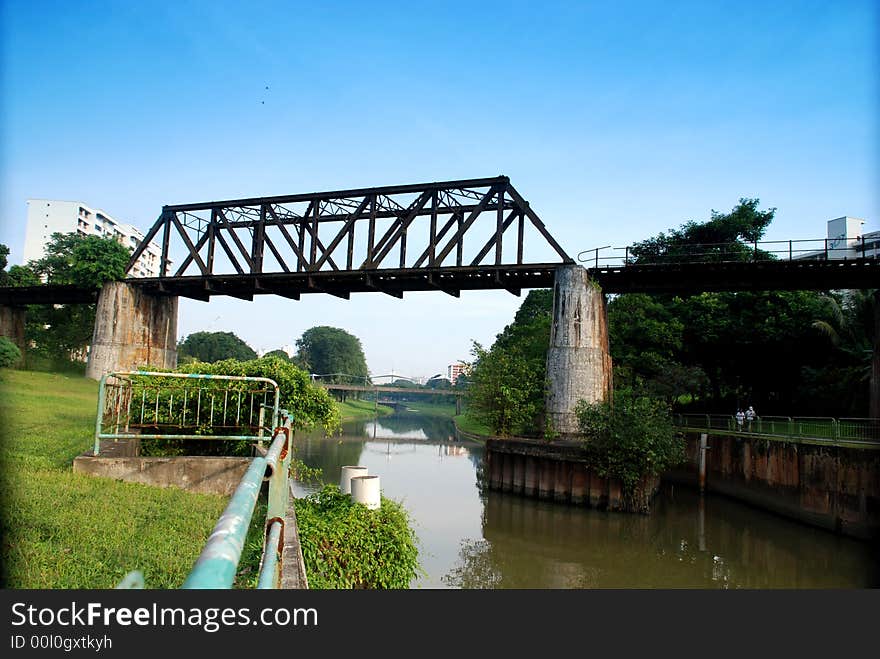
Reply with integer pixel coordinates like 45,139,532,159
452,412,493,439
0,369,228,588
336,397,394,421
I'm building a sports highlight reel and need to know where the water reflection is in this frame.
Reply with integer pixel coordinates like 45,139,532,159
294,412,879,589
443,486,878,588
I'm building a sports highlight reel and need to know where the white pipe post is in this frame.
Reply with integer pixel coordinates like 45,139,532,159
340,466,368,494
351,475,381,510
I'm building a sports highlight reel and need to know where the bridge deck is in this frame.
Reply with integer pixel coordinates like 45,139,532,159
319,383,461,396
2,258,876,306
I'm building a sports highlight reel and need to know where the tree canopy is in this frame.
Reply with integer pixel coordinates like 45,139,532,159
178,331,258,363
629,198,776,264
295,326,369,383
6,233,131,362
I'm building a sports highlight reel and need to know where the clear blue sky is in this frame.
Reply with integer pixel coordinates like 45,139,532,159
1,1,877,378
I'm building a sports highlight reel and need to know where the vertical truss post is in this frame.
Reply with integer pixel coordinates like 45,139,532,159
517,212,524,265
456,212,463,267
160,213,171,277
429,190,438,267
368,193,377,263
252,205,266,274
495,187,504,265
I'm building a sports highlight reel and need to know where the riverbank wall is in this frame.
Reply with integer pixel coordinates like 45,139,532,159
666,431,880,540
484,438,660,513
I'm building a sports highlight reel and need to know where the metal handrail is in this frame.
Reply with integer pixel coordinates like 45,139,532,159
182,410,292,589
577,235,877,268
94,371,281,455
674,413,880,446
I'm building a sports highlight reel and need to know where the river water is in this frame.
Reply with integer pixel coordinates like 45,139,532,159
293,410,879,588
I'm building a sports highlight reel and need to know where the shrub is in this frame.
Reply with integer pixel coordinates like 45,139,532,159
575,391,684,493
0,337,21,368
295,484,420,589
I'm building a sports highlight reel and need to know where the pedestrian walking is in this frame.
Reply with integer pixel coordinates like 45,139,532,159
735,409,745,431
745,406,756,431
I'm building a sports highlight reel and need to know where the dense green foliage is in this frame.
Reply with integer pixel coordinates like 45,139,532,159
608,199,876,415
295,484,420,589
628,198,775,263
2,233,130,363
178,331,258,363
295,326,369,382
465,289,552,436
262,349,292,361
0,337,21,368
575,392,684,494
138,356,341,456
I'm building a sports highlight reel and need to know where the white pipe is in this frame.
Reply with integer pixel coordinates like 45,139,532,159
339,465,368,494
351,475,381,510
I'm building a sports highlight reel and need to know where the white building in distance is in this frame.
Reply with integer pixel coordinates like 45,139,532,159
23,199,166,278
794,216,879,261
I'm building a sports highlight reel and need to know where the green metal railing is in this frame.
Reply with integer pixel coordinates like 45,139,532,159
104,371,297,589
674,414,880,447
94,371,280,455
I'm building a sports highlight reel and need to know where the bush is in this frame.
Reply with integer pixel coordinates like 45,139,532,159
295,484,420,589
137,356,340,456
0,337,21,368
575,391,684,493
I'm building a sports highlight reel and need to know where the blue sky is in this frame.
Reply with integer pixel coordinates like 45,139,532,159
1,0,877,378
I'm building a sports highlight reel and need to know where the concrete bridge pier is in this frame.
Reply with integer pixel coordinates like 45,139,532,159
86,281,178,380
0,304,27,364
544,265,613,436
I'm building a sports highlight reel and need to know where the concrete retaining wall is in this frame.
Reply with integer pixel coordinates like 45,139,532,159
73,438,251,496
666,431,880,539
485,438,660,513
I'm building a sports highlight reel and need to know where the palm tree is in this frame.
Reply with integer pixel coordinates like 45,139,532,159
812,289,878,416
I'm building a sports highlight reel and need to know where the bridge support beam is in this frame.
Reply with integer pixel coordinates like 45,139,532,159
86,282,178,380
0,304,26,364
544,265,612,436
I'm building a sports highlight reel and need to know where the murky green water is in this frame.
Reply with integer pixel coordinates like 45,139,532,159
293,411,879,588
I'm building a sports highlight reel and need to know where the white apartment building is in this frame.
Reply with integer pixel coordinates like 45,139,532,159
794,216,880,261
447,362,469,384
23,199,166,278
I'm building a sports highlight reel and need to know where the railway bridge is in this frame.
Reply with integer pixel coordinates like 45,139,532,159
1,175,878,428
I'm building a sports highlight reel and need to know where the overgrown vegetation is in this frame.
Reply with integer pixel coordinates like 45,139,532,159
0,337,21,368
575,391,684,494
0,234,130,363
465,290,552,437
137,356,340,456
295,484,420,589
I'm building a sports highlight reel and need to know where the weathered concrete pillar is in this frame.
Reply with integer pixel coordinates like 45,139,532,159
544,265,612,436
86,282,178,380
0,304,27,362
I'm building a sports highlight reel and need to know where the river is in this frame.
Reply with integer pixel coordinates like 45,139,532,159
293,410,880,588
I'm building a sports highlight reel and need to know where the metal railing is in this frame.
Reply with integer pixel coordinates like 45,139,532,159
183,410,293,589
101,371,297,589
674,414,880,446
94,371,280,455
578,236,878,268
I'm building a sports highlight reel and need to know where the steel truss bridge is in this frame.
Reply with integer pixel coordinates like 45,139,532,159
1,175,878,306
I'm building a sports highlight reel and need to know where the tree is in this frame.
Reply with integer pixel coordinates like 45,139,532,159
629,198,776,264
177,331,258,363
295,326,369,383
263,349,292,362
20,233,130,361
465,289,553,436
